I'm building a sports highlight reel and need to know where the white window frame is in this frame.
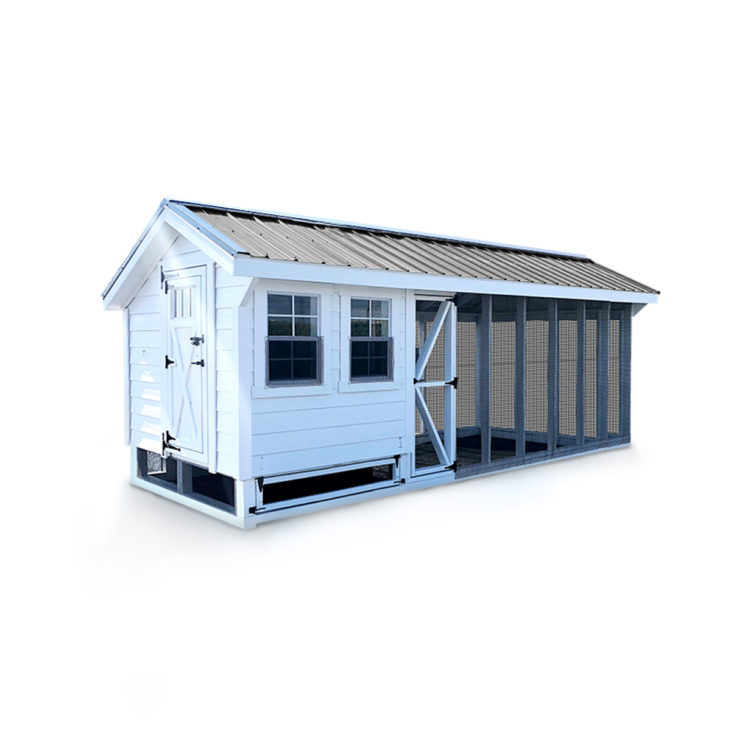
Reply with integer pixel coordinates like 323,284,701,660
348,296,394,384
338,288,404,394
252,281,333,398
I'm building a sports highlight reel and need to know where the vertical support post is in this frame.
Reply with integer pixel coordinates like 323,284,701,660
178,462,193,495
576,301,585,446
443,300,458,466
597,301,610,441
619,304,632,439
479,295,492,464
515,297,526,459
547,298,559,452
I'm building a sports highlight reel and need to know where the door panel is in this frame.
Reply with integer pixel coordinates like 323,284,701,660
164,266,207,462
413,298,457,476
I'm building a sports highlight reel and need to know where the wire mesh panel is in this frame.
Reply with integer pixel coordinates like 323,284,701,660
558,314,578,443
525,319,548,436
609,317,620,434
584,314,598,439
491,320,515,430
457,320,477,429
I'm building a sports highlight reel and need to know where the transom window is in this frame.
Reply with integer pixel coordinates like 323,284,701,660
350,298,393,382
267,293,321,385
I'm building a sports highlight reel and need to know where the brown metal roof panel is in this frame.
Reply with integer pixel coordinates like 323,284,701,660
227,217,295,261
186,205,658,294
314,227,398,270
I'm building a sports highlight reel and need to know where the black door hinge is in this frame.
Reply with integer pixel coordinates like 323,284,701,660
164,355,175,368
446,376,459,389
163,430,180,452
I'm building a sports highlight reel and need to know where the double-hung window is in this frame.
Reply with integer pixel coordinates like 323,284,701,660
350,298,393,382
267,293,321,385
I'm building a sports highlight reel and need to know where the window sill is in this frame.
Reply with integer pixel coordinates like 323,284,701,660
252,383,332,399
338,380,402,394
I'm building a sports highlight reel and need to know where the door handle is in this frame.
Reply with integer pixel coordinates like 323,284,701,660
191,359,205,367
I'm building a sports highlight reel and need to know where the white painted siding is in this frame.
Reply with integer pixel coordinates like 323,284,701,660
127,235,238,467
128,274,163,453
215,265,252,478
250,280,408,476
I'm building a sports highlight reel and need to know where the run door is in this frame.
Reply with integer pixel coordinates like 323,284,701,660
413,298,457,476
163,265,208,464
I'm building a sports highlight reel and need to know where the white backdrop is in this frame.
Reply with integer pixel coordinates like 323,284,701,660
2,2,730,729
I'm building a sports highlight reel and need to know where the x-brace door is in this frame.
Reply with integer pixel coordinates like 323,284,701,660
413,299,457,476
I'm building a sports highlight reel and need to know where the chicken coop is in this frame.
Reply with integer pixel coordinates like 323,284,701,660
102,200,658,527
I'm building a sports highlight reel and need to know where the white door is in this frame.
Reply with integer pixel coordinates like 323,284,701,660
413,298,457,476
163,266,207,463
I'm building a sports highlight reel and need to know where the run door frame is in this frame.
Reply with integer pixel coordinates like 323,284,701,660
411,295,458,477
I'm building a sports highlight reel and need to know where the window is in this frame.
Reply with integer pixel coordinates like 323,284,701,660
267,293,321,385
350,298,393,382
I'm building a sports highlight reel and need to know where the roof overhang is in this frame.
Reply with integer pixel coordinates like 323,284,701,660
102,200,245,309
232,255,658,305
104,200,658,309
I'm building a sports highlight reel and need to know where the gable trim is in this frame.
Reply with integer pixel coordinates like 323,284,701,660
102,201,244,310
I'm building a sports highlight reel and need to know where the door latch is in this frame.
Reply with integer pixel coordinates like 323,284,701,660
190,335,204,346
191,359,205,367
164,355,175,369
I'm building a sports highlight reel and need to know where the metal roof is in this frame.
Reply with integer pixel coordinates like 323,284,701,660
180,203,658,295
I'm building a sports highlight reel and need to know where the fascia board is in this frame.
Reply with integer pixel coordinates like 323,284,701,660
102,203,242,310
233,255,658,305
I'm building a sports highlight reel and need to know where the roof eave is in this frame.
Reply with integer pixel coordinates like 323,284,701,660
232,254,658,305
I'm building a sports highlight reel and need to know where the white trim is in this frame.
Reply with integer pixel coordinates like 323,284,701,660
337,286,404,394
234,256,657,304
251,279,334,399
123,309,131,446
234,278,255,481
414,300,451,380
205,262,217,473
404,290,417,468
415,389,449,465
261,457,396,484
130,450,244,528
103,204,240,310
161,264,209,467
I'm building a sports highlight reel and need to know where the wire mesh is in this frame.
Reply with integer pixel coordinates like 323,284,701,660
558,315,578,442
457,321,476,429
584,315,598,438
525,319,548,434
609,317,620,434
490,320,515,430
